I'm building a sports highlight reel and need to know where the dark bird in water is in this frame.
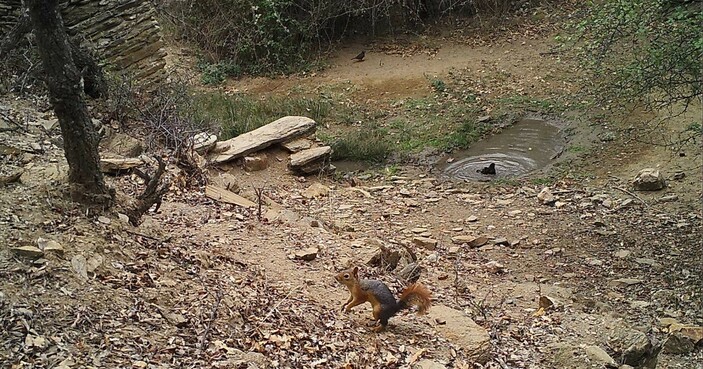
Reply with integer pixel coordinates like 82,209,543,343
351,50,365,62
477,163,496,175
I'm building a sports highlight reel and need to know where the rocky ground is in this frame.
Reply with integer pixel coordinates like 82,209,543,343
1,93,701,368
1,14,702,369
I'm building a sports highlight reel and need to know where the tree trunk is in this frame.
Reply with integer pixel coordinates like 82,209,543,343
26,0,112,205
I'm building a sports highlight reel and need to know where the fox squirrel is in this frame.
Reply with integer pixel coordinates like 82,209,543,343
335,266,431,332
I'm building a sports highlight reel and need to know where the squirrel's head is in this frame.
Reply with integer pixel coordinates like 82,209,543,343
335,266,359,285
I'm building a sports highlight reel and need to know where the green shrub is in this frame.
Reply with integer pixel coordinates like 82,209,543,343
328,126,392,162
570,0,702,112
194,93,332,138
198,60,242,85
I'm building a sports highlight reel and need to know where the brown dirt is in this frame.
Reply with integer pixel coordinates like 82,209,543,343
2,22,702,369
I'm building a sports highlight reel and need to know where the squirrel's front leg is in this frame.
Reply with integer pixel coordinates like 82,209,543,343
344,295,365,313
341,294,353,312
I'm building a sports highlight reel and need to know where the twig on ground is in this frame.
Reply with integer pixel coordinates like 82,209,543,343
613,186,649,208
124,229,168,243
198,288,224,350
254,186,265,221
261,286,300,323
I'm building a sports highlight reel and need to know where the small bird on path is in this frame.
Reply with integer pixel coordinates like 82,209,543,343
477,163,496,175
351,50,365,62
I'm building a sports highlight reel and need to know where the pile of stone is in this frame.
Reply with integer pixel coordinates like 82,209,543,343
208,116,333,175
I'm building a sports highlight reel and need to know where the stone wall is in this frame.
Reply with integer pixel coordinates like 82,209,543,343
0,0,167,88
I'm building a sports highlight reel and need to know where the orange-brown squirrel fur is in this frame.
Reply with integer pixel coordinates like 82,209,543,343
335,266,431,332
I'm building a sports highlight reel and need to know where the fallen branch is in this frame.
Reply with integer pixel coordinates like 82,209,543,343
261,286,300,323
198,288,223,350
613,186,649,208
123,156,170,226
124,229,169,243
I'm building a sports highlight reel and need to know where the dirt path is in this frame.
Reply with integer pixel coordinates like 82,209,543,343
231,37,558,101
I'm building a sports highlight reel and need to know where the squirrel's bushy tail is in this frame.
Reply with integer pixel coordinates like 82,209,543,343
398,283,431,314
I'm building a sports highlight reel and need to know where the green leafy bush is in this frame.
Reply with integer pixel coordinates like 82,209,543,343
571,0,702,111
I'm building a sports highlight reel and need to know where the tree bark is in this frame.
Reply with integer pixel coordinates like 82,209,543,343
26,0,112,205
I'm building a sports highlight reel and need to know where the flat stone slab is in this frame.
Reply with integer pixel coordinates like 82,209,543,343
205,185,256,208
281,137,313,153
289,146,333,174
211,116,316,163
100,157,144,173
428,305,491,363
289,146,332,167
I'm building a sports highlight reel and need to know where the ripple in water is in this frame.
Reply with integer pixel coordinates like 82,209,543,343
440,118,564,181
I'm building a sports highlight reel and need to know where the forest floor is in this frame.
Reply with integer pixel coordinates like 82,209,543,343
1,10,702,369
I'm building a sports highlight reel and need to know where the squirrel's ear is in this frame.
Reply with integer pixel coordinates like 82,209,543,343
352,266,359,277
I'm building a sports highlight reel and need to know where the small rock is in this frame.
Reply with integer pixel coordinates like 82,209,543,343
659,194,678,202
427,305,491,363
483,260,505,274
301,183,330,198
413,359,447,369
101,132,143,157
72,255,89,280
293,247,318,261
583,345,616,367
658,317,679,327
86,255,104,273
496,198,514,206
11,245,44,258
466,215,479,222
118,213,130,223
586,258,603,266
243,154,268,171
451,235,488,248
662,332,696,354
507,210,522,216
672,171,685,180
669,324,703,343
493,237,509,246
539,295,562,311
97,216,111,224
410,227,429,233
629,300,651,309
537,187,556,205
608,329,661,368
614,249,632,258
555,201,567,208
448,246,461,254
412,237,438,250
609,278,643,287
632,168,666,191
24,334,49,349
37,238,64,255
634,258,661,268
191,132,217,154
